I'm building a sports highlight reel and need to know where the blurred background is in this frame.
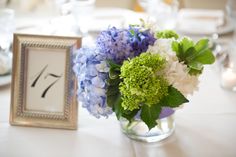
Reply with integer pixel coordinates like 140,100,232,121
0,1,236,156
0,0,229,11
1,2,236,157
0,0,236,90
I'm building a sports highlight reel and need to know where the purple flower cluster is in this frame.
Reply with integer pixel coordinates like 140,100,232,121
73,26,156,118
96,27,132,64
96,26,156,64
128,26,156,56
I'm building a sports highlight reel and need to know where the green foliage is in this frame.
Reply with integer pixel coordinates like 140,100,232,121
121,109,139,122
161,86,189,107
140,86,188,130
172,37,215,75
156,30,179,39
106,60,141,122
103,31,214,131
106,56,189,131
112,94,122,119
141,104,162,130
106,60,122,111
119,53,168,111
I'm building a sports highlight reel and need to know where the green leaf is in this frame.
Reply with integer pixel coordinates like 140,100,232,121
106,60,121,69
172,41,184,61
107,77,120,86
195,38,209,53
182,37,194,52
110,93,139,121
122,109,139,122
106,60,124,119
113,94,123,119
110,94,139,121
171,37,215,76
172,41,179,53
161,86,189,108
107,93,119,108
107,60,121,79
141,104,162,130
194,49,215,64
109,68,120,79
188,61,203,75
106,84,119,96
184,47,196,63
188,61,203,71
106,78,121,108
189,68,203,75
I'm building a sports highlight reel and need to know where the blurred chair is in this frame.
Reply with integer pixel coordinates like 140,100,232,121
132,0,227,11
183,0,227,10
96,0,135,9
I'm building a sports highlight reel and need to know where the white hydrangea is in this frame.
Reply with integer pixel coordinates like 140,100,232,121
147,39,199,96
164,58,199,96
148,38,176,60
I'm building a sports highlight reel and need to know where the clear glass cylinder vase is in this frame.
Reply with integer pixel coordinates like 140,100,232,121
120,113,175,143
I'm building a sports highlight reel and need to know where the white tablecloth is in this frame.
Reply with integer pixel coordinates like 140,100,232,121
1,65,236,157
1,8,236,157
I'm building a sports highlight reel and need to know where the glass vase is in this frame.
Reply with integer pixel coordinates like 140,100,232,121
120,107,175,143
138,0,179,29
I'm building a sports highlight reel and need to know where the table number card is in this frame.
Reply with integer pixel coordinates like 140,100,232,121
26,48,66,113
10,34,81,129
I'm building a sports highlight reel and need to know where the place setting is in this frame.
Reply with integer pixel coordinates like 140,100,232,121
0,8,14,87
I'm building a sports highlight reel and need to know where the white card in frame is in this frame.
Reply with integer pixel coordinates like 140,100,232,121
10,34,81,130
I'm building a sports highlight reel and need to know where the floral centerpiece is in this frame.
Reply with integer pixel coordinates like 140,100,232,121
73,21,215,142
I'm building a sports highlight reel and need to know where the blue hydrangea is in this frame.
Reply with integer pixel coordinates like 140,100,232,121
73,47,113,118
73,26,156,118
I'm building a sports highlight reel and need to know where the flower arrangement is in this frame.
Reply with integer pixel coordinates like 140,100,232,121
73,21,215,130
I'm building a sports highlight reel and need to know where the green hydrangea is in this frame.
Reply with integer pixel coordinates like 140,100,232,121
156,30,179,39
119,53,169,111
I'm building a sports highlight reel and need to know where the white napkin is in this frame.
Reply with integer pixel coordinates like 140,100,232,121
177,9,224,35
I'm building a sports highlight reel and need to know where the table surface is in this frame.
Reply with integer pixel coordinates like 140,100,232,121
1,9,236,157
1,60,236,157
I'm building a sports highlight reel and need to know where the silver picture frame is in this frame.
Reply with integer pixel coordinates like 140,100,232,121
10,34,81,130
